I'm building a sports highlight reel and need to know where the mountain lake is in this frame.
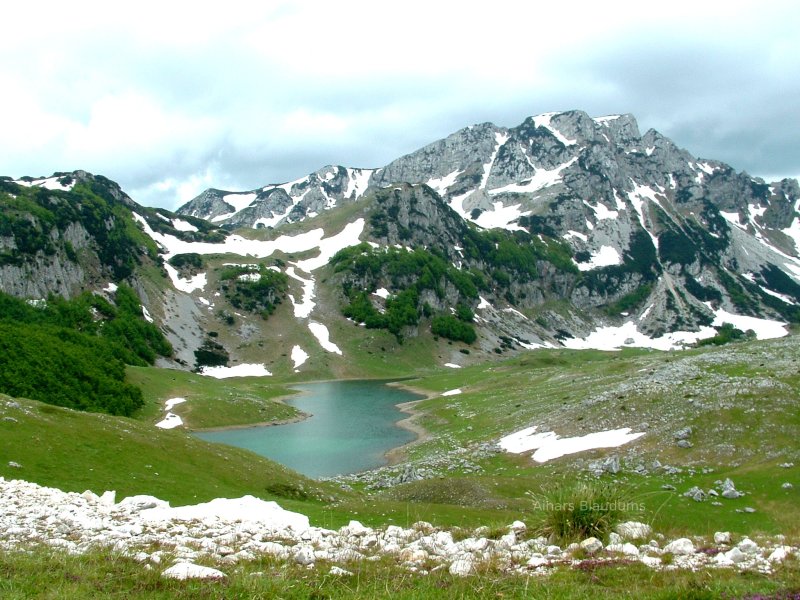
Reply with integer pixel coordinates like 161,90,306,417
195,380,422,478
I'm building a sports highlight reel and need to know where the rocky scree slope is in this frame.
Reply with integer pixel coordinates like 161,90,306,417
1,476,795,579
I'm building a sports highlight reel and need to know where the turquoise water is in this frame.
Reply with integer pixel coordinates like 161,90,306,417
195,380,422,478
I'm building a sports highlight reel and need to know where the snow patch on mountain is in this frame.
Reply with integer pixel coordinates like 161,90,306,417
291,346,309,370
253,204,296,229
163,263,207,293
344,168,374,199
14,176,75,192
584,200,619,220
532,112,577,146
473,202,529,231
576,246,622,271
200,364,272,378
720,211,745,230
563,321,717,351
308,322,342,355
488,158,576,197
593,114,622,125
285,267,315,318
564,230,588,242
480,132,510,190
710,307,787,339
171,219,198,233
628,182,662,250
293,219,365,272
155,413,183,429
426,170,462,196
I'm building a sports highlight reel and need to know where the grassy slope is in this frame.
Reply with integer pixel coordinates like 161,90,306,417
127,366,298,429
386,336,800,537
0,394,341,520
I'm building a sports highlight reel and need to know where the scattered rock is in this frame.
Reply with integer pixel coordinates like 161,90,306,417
615,521,652,540
683,486,706,502
161,562,226,580
768,547,792,563
673,427,693,440
721,479,743,499
329,566,353,576
737,538,759,554
716,547,747,565
713,531,731,545
7,461,22,469
580,537,603,555
510,520,526,534
293,546,315,566
676,440,694,449
664,538,695,555
448,555,474,576
782,483,793,490
526,554,548,568
779,462,794,468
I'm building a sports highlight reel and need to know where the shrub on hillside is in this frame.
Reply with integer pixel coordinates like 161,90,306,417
529,481,635,543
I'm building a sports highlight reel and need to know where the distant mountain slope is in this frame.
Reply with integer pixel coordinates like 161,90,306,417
4,110,800,375
178,166,373,229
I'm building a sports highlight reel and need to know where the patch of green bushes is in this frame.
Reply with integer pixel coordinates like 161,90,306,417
0,286,172,416
218,264,288,319
696,322,755,347
431,314,477,344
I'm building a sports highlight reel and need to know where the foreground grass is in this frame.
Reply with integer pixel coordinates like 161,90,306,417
1,547,798,599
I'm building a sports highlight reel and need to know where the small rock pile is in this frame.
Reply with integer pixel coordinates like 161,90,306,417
0,477,795,581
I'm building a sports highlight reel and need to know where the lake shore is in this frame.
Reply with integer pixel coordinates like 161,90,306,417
384,381,434,465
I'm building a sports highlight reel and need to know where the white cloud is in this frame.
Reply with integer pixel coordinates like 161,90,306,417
1,0,798,208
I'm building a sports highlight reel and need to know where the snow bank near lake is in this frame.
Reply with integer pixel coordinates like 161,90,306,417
200,363,272,378
164,398,186,411
498,426,645,463
155,413,183,429
441,389,462,397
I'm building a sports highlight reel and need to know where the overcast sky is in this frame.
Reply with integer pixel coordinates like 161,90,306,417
2,0,798,209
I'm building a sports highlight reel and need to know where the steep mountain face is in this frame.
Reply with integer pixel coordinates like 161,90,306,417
180,110,800,341
0,171,157,298
178,166,373,229
0,171,236,367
